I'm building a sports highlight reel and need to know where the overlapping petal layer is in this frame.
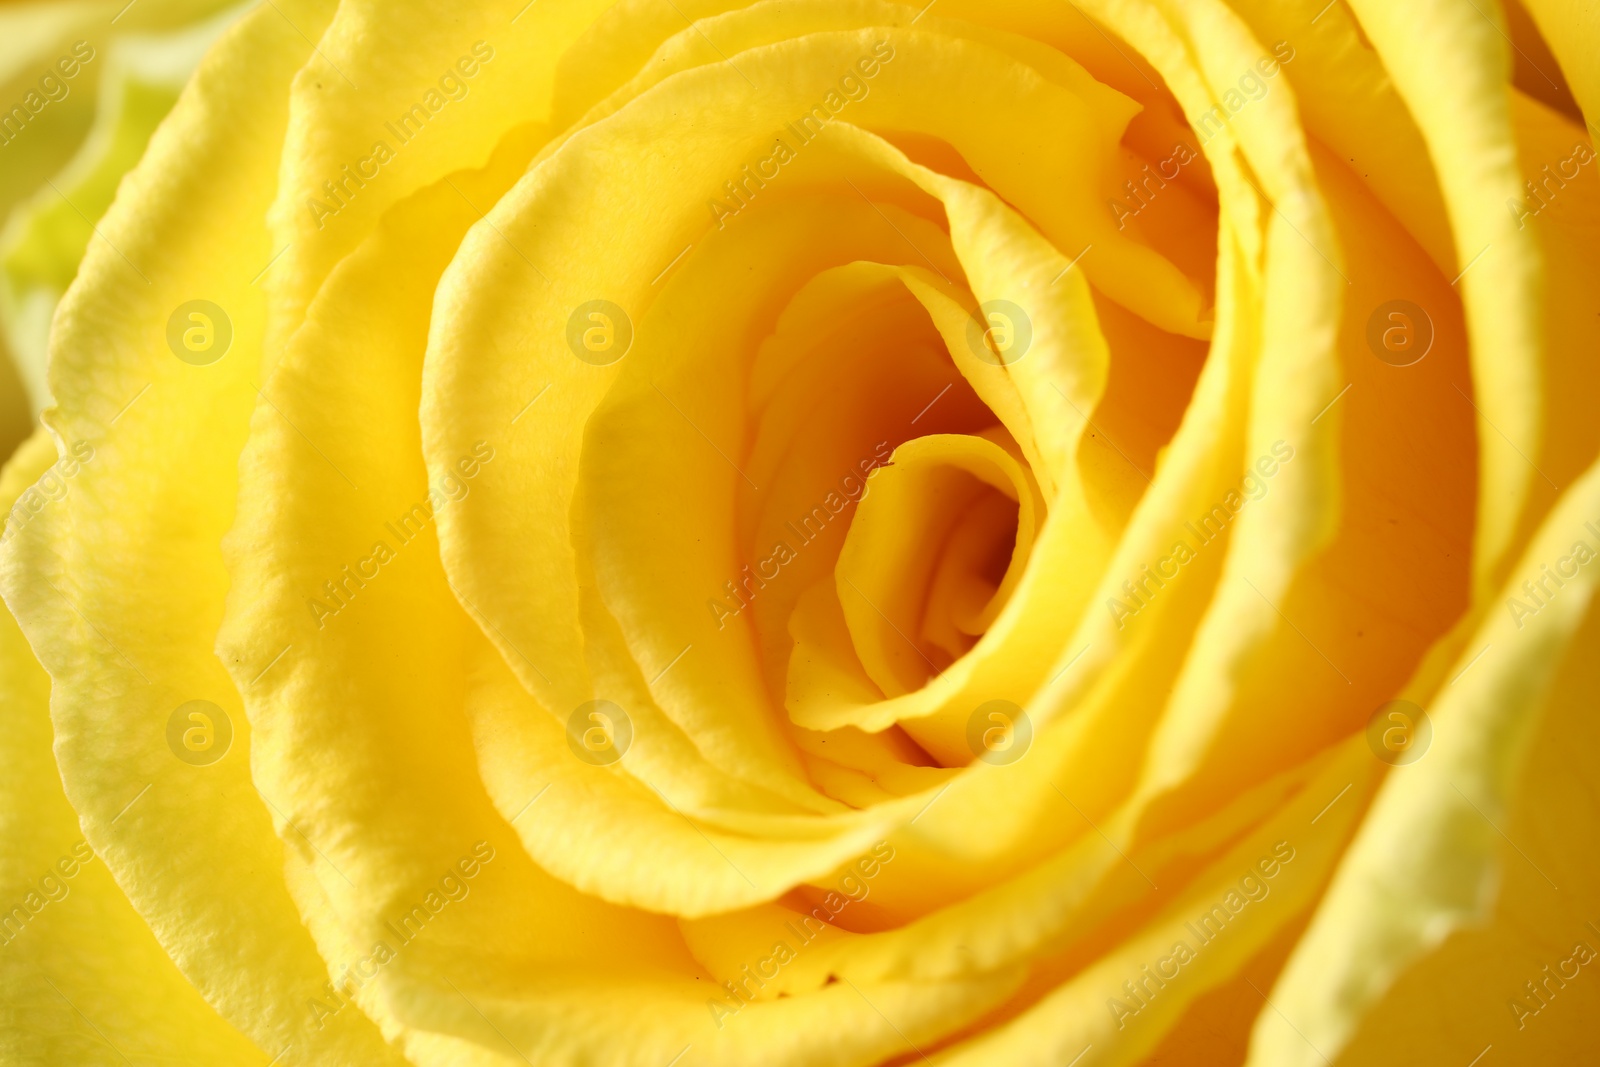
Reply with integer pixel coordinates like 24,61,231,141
0,0,1597,1064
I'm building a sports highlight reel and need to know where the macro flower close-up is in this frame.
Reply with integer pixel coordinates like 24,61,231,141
1,0,1598,1063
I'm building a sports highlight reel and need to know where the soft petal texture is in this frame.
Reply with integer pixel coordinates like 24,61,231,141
1,0,1597,1064
0,2,407,1062
0,431,265,1065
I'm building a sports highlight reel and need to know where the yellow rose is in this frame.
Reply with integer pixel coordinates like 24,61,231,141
0,0,246,435
1,0,1598,1064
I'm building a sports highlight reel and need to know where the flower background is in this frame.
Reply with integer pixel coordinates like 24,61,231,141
0,0,1597,1065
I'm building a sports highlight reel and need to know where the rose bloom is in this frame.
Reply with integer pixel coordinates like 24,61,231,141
0,0,244,442
1,0,1598,1063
